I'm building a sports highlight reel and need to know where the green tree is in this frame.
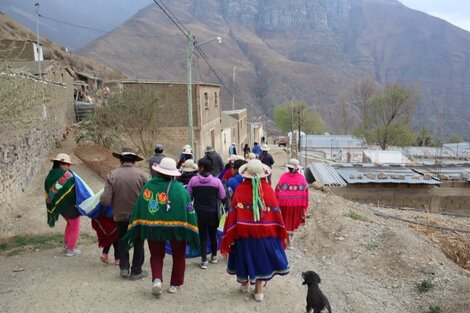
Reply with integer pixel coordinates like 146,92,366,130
447,134,463,143
273,101,326,134
354,84,418,149
416,127,433,146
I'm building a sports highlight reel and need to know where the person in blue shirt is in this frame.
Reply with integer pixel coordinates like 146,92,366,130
252,142,262,155
226,159,247,201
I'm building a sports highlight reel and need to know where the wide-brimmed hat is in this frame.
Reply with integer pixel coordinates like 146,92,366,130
152,157,181,177
180,159,198,172
112,147,143,161
239,159,272,179
261,144,270,151
286,158,300,169
205,146,215,153
50,153,72,164
183,148,193,155
183,144,191,150
247,152,257,160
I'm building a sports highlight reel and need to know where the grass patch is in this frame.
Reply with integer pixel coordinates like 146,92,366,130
0,233,95,256
426,306,441,313
343,210,368,222
416,279,435,294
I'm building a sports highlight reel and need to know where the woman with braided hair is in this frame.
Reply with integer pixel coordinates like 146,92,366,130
221,159,289,302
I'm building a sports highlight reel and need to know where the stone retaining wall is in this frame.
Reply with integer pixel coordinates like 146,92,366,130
0,74,74,212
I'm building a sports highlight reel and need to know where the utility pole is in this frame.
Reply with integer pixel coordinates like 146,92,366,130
232,65,236,110
35,2,42,80
187,32,194,154
297,105,301,160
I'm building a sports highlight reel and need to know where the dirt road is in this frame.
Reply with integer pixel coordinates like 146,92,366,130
1,144,469,313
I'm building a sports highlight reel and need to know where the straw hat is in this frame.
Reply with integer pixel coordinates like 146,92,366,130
180,159,198,172
50,153,72,164
286,158,301,169
238,159,272,179
152,157,181,177
261,144,270,151
112,147,143,161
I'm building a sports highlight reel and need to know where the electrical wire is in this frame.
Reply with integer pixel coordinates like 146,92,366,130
152,0,190,40
38,14,109,33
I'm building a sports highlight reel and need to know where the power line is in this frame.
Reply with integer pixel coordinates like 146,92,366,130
152,0,190,40
38,14,109,33
195,45,255,110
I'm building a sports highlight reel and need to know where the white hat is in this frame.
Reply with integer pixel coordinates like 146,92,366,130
180,159,198,172
152,157,181,177
248,152,257,160
238,159,272,179
50,153,72,164
183,144,191,150
183,148,193,155
286,158,300,169
261,144,270,151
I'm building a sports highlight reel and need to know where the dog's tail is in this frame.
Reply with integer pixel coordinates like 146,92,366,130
326,300,332,313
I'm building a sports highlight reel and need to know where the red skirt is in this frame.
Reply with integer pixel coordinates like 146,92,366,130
91,216,117,248
280,205,306,232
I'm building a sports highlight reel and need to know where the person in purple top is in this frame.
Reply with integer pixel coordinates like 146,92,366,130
187,158,226,269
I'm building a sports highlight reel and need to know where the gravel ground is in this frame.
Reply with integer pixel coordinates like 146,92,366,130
1,143,469,313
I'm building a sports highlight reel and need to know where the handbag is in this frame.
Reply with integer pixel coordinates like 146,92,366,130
217,198,226,219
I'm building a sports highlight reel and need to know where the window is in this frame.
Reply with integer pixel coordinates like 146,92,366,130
214,92,218,107
204,92,209,109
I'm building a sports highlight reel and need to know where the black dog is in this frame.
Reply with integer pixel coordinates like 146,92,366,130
302,271,332,313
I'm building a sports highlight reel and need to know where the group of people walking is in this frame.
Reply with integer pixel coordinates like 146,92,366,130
44,142,309,302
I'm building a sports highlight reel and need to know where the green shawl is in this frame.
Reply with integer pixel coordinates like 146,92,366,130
123,175,199,251
44,168,76,227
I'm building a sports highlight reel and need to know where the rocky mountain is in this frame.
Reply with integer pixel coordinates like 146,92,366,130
80,0,470,137
0,0,152,51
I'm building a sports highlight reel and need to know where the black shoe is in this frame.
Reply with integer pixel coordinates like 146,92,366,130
120,269,130,279
130,270,148,281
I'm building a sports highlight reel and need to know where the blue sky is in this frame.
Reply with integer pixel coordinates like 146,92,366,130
399,0,470,31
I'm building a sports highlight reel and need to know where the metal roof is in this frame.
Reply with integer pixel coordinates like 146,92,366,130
413,165,470,181
388,146,456,158
335,166,441,185
305,162,347,186
301,135,365,149
363,150,412,165
443,142,470,157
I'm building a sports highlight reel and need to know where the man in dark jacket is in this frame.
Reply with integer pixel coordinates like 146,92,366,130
203,146,224,177
148,144,165,177
101,147,149,280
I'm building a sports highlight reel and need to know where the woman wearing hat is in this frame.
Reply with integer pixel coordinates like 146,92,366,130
221,159,289,302
177,145,193,169
123,157,199,296
177,159,198,187
45,153,81,256
275,159,309,249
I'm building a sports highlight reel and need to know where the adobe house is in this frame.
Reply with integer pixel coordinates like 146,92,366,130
221,112,238,159
0,39,43,62
104,80,222,158
222,109,248,155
